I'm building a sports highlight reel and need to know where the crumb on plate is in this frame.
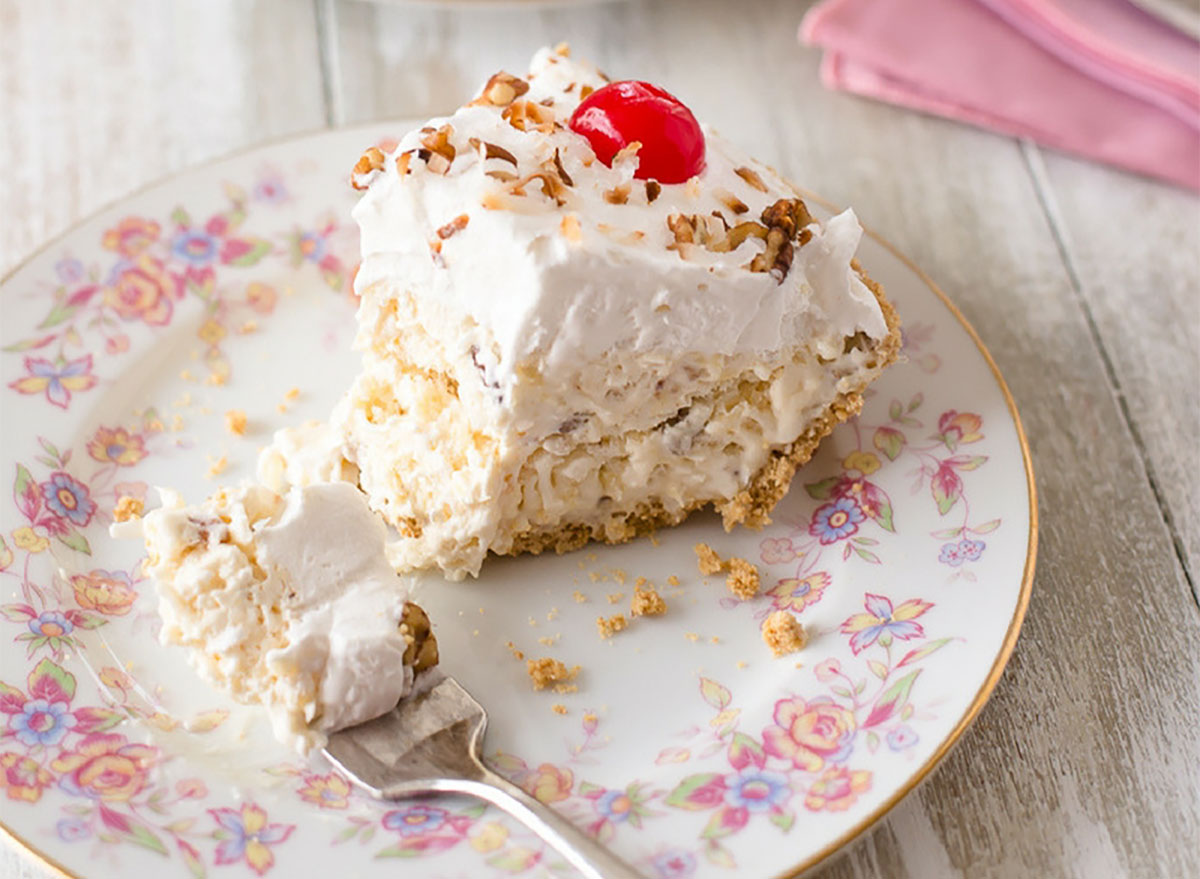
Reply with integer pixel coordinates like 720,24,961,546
630,585,666,617
762,610,807,657
694,542,725,575
112,496,144,522
726,557,760,600
596,614,627,639
526,657,578,691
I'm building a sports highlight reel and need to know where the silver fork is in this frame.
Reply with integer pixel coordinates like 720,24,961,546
323,669,643,879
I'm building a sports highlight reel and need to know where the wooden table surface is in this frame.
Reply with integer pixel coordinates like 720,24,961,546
2,1,1197,877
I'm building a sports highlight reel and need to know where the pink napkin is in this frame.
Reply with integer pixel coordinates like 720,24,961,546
801,0,1200,190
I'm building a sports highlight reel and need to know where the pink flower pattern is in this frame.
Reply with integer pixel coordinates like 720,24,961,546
0,157,1013,877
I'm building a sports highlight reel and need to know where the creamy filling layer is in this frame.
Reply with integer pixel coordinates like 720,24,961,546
334,315,885,578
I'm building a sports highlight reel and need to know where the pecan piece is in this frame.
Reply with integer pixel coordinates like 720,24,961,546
436,214,470,239
604,183,630,205
469,137,518,165
714,188,749,215
759,198,814,239
418,124,456,175
351,146,385,190
502,99,556,133
734,166,769,193
477,71,530,107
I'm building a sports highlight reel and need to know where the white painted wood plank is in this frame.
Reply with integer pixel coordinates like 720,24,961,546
0,0,327,276
327,2,1200,877
1027,146,1200,588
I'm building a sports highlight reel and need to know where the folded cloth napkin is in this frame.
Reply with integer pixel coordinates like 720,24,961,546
801,0,1200,190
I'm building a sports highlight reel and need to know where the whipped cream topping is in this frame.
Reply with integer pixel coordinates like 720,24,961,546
133,482,421,752
352,46,888,393
254,483,415,739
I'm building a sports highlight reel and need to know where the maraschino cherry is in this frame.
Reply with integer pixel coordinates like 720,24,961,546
568,81,705,184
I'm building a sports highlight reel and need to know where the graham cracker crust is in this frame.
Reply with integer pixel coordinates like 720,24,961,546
504,263,902,559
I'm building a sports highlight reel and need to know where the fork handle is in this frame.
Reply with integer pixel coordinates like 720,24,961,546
431,768,644,879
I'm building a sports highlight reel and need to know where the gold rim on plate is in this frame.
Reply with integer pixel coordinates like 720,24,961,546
0,126,1037,879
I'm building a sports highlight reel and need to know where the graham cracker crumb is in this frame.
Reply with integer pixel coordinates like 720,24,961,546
710,636,721,644
635,576,648,587
667,575,681,587
225,409,247,436
284,387,300,401
206,372,227,387
204,455,228,480
630,586,666,617
238,320,258,335
526,657,578,691
695,543,725,575
547,607,559,621
612,569,627,585
506,641,525,661
606,592,624,605
736,660,748,669
726,557,760,600
538,635,560,647
685,632,700,642
596,614,627,639
113,496,143,523
552,704,568,715
573,590,588,603
554,683,579,694
763,610,807,657
584,712,597,726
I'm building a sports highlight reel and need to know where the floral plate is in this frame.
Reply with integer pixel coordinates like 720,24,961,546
0,124,1035,879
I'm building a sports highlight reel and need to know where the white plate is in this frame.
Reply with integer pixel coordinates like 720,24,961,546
0,124,1034,879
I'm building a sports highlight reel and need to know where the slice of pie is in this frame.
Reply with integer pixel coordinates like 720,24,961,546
133,482,437,752
267,45,900,580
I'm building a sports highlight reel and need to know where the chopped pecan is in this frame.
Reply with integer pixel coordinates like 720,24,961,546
669,213,766,254
604,183,631,205
579,83,595,100
714,188,749,215
708,220,767,253
735,166,769,193
553,148,573,186
468,137,518,165
748,227,792,281
436,214,470,239
644,180,661,202
759,198,814,239
502,99,556,133
477,71,530,107
351,146,386,189
395,150,413,176
418,125,456,174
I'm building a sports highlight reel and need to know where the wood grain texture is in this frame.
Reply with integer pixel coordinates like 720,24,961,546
1026,146,1200,593
2,1,1198,877
0,0,327,277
